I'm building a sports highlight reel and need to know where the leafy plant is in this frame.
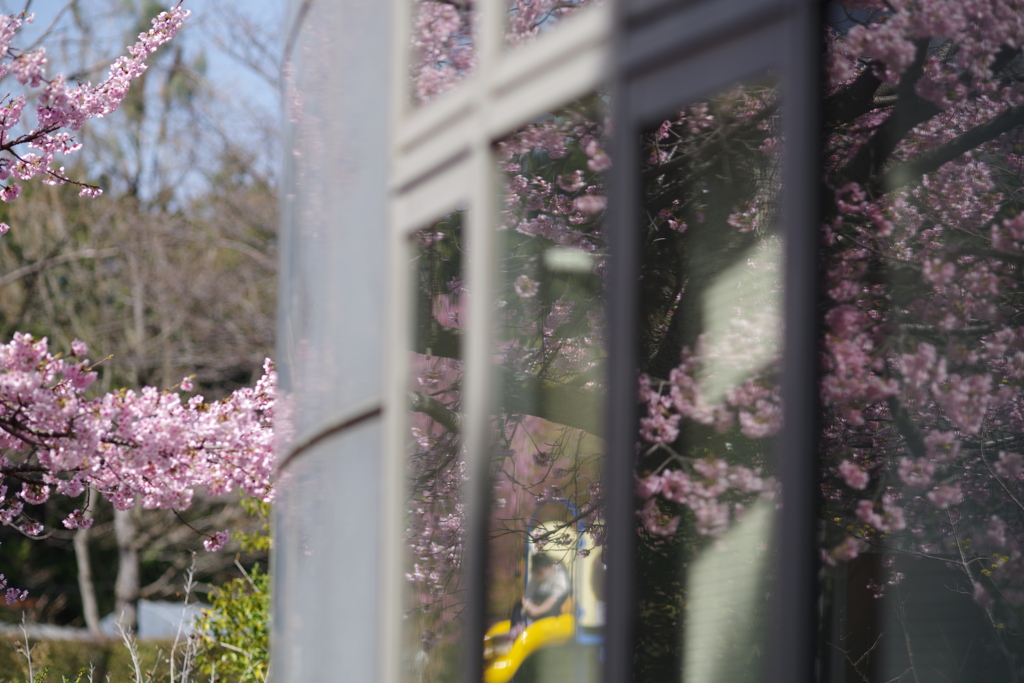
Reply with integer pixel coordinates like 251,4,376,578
192,499,270,683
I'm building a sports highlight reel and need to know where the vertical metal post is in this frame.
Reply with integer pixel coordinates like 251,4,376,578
463,3,504,683
603,8,639,679
771,2,822,683
378,1,406,680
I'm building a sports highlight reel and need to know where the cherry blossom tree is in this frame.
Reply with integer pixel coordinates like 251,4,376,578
810,3,1024,677
0,5,276,607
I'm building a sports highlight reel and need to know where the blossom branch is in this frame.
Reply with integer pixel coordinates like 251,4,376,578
877,104,1024,194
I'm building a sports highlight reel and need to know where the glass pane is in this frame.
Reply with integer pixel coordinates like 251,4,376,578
410,0,475,104
505,0,600,48
633,78,783,683
402,213,467,682
484,96,609,683
818,6,1024,681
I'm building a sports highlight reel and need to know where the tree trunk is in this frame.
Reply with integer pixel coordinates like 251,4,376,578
114,507,140,633
73,486,101,638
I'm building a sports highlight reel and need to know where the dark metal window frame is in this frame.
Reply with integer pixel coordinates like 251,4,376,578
397,2,821,680
604,2,822,683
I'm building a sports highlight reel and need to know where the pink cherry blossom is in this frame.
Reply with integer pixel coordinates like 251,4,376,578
513,274,538,298
204,530,230,553
856,494,907,532
0,5,189,213
897,457,935,488
0,334,275,596
821,536,865,567
838,459,870,490
924,430,961,463
986,516,1007,548
62,508,93,530
926,484,963,510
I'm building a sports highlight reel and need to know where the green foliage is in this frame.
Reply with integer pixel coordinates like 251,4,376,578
192,498,271,682
192,565,269,683
233,499,271,555
0,495,272,683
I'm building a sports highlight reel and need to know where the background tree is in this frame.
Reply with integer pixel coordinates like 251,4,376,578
0,0,280,635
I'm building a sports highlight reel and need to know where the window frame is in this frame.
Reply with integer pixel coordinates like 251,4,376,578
607,2,821,682
380,5,613,683
378,1,821,682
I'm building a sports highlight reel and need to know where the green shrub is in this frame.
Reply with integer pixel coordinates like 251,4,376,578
0,498,272,683
192,498,270,683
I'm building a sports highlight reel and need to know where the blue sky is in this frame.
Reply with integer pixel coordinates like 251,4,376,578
0,0,285,199
0,0,283,121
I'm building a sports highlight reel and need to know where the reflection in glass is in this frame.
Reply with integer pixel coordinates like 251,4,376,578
505,0,599,48
483,96,609,683
402,214,466,683
633,78,783,683
410,0,474,104
818,7,1024,680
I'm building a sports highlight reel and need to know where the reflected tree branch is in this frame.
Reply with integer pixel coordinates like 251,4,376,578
877,104,1024,194
409,391,462,434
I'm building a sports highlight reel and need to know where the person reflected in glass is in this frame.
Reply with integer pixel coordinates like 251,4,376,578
509,553,570,639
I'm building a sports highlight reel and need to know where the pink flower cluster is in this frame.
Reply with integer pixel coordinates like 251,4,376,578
204,530,231,553
818,1,1024,609
637,458,771,538
828,0,1024,90
0,573,27,605
410,2,473,102
410,0,596,102
856,494,906,532
404,353,466,622
640,340,783,445
0,5,189,202
0,335,275,594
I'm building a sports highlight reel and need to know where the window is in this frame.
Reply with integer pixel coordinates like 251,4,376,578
384,6,612,683
385,2,817,681
277,1,1024,682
